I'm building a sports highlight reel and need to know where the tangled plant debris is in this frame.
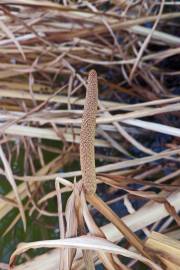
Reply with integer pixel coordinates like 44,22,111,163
0,1,180,269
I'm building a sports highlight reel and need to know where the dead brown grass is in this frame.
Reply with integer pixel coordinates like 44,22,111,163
0,1,180,269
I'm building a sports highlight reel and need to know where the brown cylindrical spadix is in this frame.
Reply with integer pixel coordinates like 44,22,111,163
80,70,98,195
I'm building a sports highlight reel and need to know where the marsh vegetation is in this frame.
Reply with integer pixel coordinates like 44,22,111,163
0,1,180,269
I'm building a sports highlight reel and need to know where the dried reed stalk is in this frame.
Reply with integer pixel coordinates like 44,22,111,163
145,232,180,269
79,70,151,260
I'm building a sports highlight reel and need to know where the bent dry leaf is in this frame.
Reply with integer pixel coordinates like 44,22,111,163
9,236,162,270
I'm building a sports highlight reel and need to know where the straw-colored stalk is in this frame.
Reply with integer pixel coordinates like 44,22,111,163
79,70,150,259
145,232,180,269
